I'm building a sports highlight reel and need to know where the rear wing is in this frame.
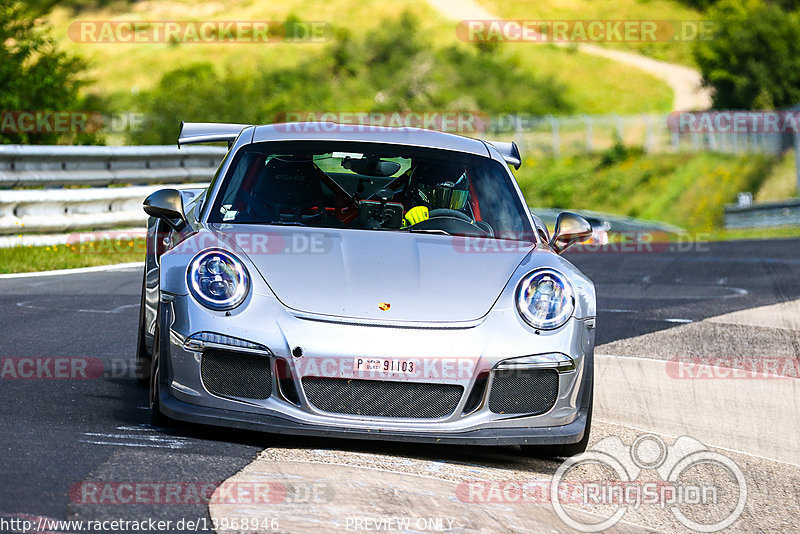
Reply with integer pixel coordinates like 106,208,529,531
485,140,522,170
177,122,252,147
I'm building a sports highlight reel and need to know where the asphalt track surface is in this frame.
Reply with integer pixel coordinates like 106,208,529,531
0,238,798,532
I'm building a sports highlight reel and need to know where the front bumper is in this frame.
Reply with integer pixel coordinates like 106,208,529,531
158,292,595,446
159,387,591,445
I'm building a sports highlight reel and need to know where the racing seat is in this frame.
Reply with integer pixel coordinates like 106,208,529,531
246,157,326,224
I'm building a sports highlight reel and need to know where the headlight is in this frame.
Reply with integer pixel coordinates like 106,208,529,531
516,269,574,330
187,249,249,310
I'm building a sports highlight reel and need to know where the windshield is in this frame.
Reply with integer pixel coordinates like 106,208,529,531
209,141,533,241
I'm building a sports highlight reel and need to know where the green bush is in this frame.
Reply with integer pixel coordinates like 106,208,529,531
0,0,95,144
694,0,800,109
516,152,773,230
130,12,572,144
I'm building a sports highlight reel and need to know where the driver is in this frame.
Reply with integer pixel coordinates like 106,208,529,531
402,161,470,226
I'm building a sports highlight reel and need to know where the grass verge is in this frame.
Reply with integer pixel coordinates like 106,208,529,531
515,147,775,231
49,0,673,115
3,223,799,274
475,0,704,67
0,238,145,274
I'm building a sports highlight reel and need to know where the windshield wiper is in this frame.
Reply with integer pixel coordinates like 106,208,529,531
265,221,308,227
404,228,451,236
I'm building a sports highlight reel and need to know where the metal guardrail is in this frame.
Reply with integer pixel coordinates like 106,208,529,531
0,145,226,187
493,113,786,158
0,145,225,234
3,143,797,236
0,184,206,234
724,199,800,229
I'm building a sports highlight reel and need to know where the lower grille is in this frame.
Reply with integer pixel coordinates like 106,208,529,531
201,349,272,399
488,369,559,415
302,377,463,418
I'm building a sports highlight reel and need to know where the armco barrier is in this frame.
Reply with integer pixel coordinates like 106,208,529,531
0,184,202,234
0,145,226,187
724,198,800,229
0,145,226,235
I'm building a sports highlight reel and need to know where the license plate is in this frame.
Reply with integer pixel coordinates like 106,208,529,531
353,358,415,374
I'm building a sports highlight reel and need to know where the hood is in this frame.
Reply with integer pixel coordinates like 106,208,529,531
215,225,532,323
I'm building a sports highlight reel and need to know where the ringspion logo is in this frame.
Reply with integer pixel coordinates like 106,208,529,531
550,434,746,532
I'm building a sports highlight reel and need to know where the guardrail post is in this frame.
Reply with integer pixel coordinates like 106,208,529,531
514,115,525,153
615,115,624,143
581,114,593,152
644,115,654,153
547,116,560,157
795,131,800,196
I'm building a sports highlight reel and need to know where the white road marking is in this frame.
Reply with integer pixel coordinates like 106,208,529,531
79,430,188,449
16,300,138,314
0,262,143,279
79,439,185,449
724,287,749,297
82,432,187,441
664,318,693,323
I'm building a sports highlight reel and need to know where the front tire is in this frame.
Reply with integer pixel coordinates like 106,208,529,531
135,269,151,387
148,306,171,427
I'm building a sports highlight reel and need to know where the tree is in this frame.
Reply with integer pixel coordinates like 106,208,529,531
693,0,800,109
0,0,89,144
131,12,572,144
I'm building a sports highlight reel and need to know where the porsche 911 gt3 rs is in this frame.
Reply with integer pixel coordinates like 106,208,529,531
136,121,595,456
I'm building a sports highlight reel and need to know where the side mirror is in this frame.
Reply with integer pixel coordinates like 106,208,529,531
143,188,187,231
549,212,592,254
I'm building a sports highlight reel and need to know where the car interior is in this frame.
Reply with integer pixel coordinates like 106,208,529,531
209,142,533,240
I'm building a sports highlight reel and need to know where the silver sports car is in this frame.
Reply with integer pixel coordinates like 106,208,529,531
136,121,596,456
